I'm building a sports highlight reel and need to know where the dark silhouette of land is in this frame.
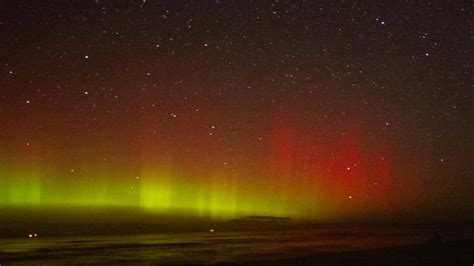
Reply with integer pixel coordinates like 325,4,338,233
1,207,473,265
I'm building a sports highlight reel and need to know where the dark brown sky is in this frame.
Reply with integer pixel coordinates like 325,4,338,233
0,1,472,221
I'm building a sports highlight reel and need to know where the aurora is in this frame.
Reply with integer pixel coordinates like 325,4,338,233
0,0,472,226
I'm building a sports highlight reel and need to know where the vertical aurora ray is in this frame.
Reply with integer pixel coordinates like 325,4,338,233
0,108,404,220
1,168,42,205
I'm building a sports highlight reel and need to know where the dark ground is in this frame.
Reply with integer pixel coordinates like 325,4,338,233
0,230,472,265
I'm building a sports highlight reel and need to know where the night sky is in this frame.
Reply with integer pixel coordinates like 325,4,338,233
1,1,472,221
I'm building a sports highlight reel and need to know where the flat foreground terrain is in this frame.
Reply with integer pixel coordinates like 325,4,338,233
0,226,473,265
